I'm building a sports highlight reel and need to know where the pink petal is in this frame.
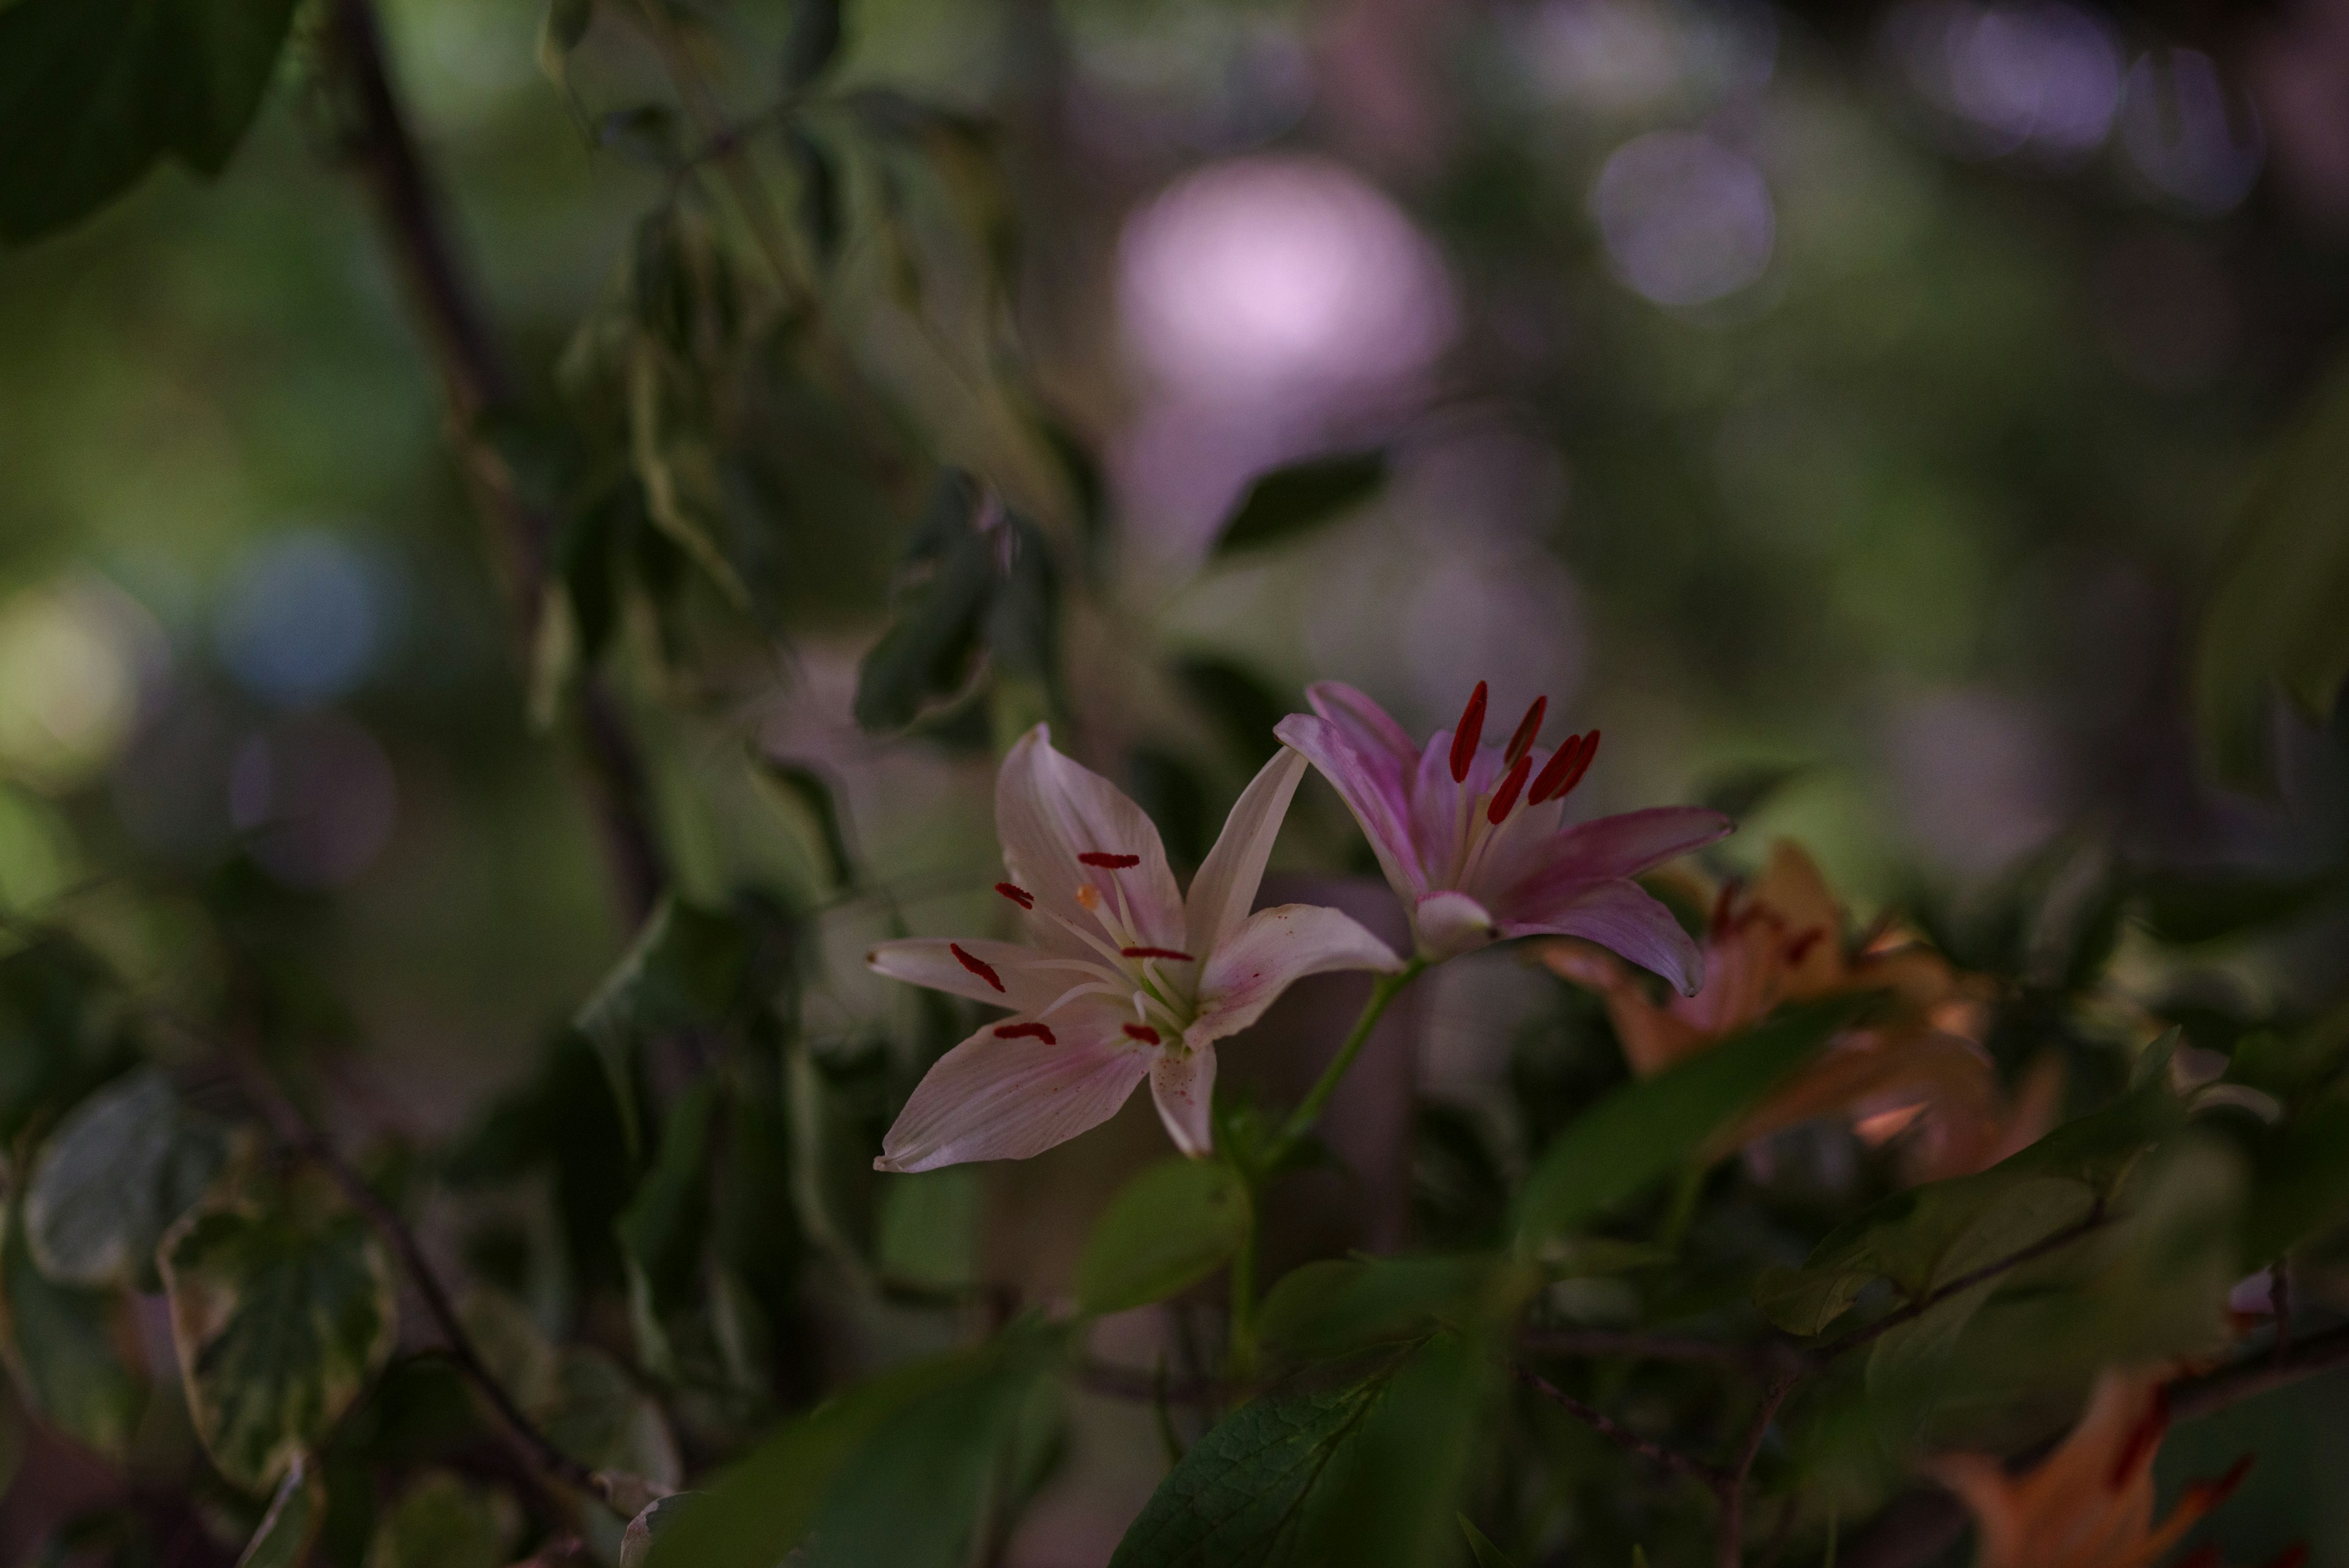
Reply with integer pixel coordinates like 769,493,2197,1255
1413,889,1498,960
874,1016,1152,1172
1275,713,1428,899
1305,682,1417,764
1494,879,1707,995
996,725,1185,948
1150,1045,1217,1157
867,938,1066,1013
1185,748,1308,960
1504,806,1732,908
1189,903,1403,1046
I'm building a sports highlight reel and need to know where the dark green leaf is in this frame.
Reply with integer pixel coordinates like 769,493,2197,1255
644,1323,1066,1568
1512,997,1865,1251
853,474,992,732
536,0,595,103
362,1470,518,1568
616,1080,719,1319
2195,351,2349,790
160,1172,399,1492
1212,453,1389,558
0,1202,143,1458
1255,1255,1510,1363
0,0,299,242
781,0,844,91
576,897,748,1157
1075,1159,1251,1318
1109,1333,1490,1568
1459,1515,1518,1568
2133,869,2344,946
785,127,842,268
237,1455,327,1568
24,1067,227,1290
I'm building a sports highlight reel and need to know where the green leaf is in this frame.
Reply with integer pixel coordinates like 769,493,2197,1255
236,1455,327,1568
1460,1515,1518,1568
0,1202,143,1458
780,0,844,91
1512,997,1865,1252
643,1323,1066,1568
576,897,747,1157
784,127,843,269
2132,869,2344,946
1075,1159,1251,1318
2195,350,2349,789
1109,1333,1491,1568
620,1493,695,1568
459,1289,681,1488
748,753,856,892
536,0,595,104
160,1172,399,1493
25,1067,228,1290
615,1080,719,1312
854,474,992,732
1256,1255,1513,1363
0,0,300,243
1212,453,1389,558
875,1167,981,1294
362,1470,518,1568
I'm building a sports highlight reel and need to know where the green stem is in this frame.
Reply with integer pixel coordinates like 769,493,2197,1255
1269,959,1427,1163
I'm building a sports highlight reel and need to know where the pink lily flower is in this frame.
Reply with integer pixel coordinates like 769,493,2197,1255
1274,682,1732,986
868,725,1402,1172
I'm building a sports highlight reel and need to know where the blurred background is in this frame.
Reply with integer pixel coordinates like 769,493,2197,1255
2,0,2347,1561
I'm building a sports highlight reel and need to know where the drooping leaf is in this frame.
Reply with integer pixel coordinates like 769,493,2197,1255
1212,453,1389,558
361,1470,519,1568
24,1067,228,1290
644,1322,1067,1568
780,0,844,91
1459,1514,1520,1568
576,897,748,1156
1512,997,1866,1252
2194,349,2349,790
1256,1255,1518,1364
748,752,857,893
854,474,993,732
236,1455,327,1568
0,1202,143,1458
0,0,301,243
1075,1159,1252,1318
160,1172,399,1492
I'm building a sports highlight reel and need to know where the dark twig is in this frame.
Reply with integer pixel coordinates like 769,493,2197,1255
1814,1206,2110,1362
319,0,666,927
1718,1373,1799,1568
231,1050,615,1511
1507,1361,1731,1493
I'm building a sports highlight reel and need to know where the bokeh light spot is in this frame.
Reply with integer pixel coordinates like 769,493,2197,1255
1592,130,1776,307
214,530,397,707
229,712,399,888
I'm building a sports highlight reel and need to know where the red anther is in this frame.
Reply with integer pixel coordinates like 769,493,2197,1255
1784,927,1827,968
1486,754,1533,825
1709,878,1740,937
994,882,1035,910
1449,682,1488,783
949,943,1006,994
2109,1386,2170,1490
1529,730,1598,803
1079,852,1141,869
1121,946,1196,962
1123,1023,1162,1044
993,1022,1056,1044
1505,696,1547,765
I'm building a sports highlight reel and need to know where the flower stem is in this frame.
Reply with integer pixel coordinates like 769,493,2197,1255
1270,959,1428,1164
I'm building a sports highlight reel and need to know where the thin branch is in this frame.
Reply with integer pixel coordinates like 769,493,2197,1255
2166,1318,2349,1423
1814,1206,2110,1362
1718,1373,1799,1568
232,1050,616,1512
319,0,666,927
1507,1361,1731,1493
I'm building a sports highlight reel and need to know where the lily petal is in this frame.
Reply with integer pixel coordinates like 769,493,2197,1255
1504,806,1733,910
1496,878,1707,995
996,724,1185,947
1150,1045,1217,1157
1189,904,1403,1046
1306,681,1417,762
1413,888,1498,960
1186,748,1308,960
874,1016,1152,1172
867,938,1066,1012
1275,713,1426,899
